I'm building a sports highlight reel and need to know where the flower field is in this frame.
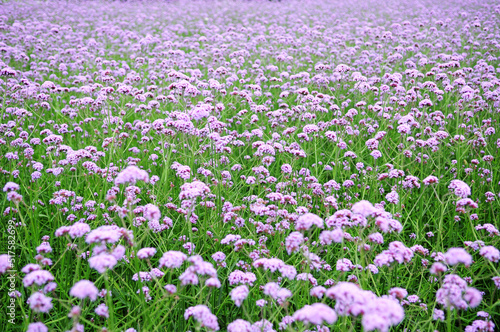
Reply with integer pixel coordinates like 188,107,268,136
0,0,499,331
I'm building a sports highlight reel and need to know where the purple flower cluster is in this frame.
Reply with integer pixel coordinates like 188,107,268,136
2,0,499,330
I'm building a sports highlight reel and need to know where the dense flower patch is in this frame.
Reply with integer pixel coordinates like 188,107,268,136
0,0,499,331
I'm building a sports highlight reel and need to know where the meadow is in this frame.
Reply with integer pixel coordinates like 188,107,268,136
0,0,499,331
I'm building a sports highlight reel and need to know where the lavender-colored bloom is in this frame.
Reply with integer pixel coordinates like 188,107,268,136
111,245,126,260
351,200,377,217
3,182,19,192
281,164,293,174
179,267,199,286
293,303,337,325
95,303,109,318
389,287,408,300
114,166,149,185
0,254,13,274
211,251,226,262
228,270,257,286
464,287,483,308
21,264,41,274
44,282,57,293
444,247,473,267
429,262,448,275
422,176,439,185
479,246,499,262
205,277,221,288
448,180,471,198
361,297,404,332
464,319,495,332
89,253,118,273
433,309,445,321
68,222,91,238
336,258,354,272
27,322,48,332
159,251,187,269
179,180,210,200
86,225,127,244
285,231,304,254
251,319,274,332
164,284,177,294
184,305,219,331
295,213,324,231
27,292,53,313
492,276,500,289
326,282,376,316
23,270,55,287
137,247,157,259
385,191,399,204
310,286,327,298
374,241,414,267
436,274,481,310
256,299,268,307
143,203,161,222
227,319,252,332
70,280,99,301
230,285,249,307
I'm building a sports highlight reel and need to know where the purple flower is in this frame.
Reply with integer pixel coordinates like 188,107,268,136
325,282,376,316
227,319,252,332
433,309,445,321
285,231,304,254
385,191,399,204
256,299,268,307
86,225,128,244
295,213,323,231
89,253,118,274
319,229,344,245
492,276,500,289
158,251,187,269
479,246,499,262
27,292,53,313
293,303,337,325
230,285,249,307
137,247,157,259
228,270,256,286
211,251,226,262
23,270,55,287
0,254,13,274
68,222,91,238
179,180,210,200
70,280,99,301
436,274,481,310
336,258,354,272
27,322,48,332
352,200,377,217
444,247,473,267
3,182,19,192
389,287,408,300
463,287,483,308
448,180,471,198
374,241,414,267
310,286,327,298
143,204,161,222
205,277,221,288
422,176,440,185
114,166,149,185
95,303,109,318
164,284,177,294
184,305,219,331
281,164,292,174
361,297,404,332
429,262,448,275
